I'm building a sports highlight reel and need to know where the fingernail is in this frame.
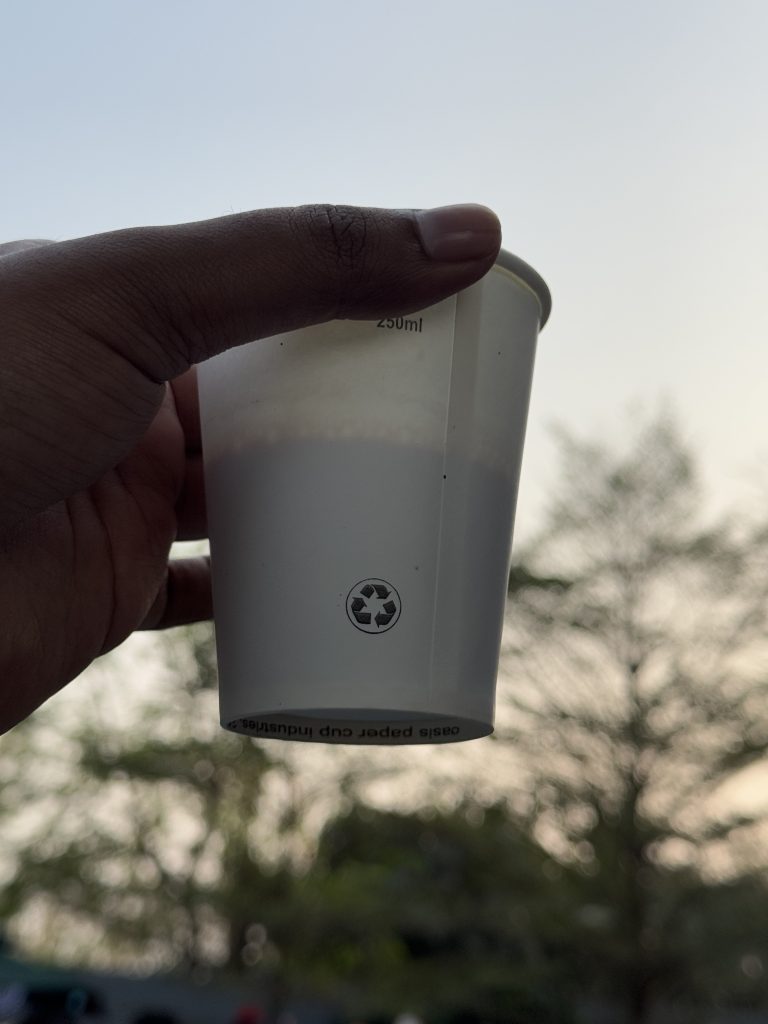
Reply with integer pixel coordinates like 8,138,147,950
414,204,501,262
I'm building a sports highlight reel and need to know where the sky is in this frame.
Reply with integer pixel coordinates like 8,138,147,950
3,0,768,541
3,1,768,946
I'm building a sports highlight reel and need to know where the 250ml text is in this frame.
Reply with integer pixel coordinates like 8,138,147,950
377,316,423,333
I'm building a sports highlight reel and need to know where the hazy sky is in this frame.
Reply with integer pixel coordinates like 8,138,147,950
3,0,768,537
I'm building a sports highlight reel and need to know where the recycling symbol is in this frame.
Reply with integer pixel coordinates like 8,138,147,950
346,578,402,634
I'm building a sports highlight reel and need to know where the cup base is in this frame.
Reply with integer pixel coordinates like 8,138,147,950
222,709,492,745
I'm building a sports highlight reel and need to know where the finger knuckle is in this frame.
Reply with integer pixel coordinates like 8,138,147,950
293,205,382,316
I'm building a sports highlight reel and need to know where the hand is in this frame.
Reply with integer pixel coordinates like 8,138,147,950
0,203,501,731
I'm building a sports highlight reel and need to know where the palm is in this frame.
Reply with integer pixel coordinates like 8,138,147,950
0,385,193,728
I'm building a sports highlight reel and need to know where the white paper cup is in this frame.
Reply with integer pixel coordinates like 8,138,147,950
199,250,550,744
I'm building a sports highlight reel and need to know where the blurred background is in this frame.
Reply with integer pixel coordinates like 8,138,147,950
3,1,768,1021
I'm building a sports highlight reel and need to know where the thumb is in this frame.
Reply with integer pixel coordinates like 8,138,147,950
0,204,500,524
11,203,501,380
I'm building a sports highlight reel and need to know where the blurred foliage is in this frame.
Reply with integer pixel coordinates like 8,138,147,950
502,412,768,1022
0,623,300,977
5,413,768,1023
279,801,581,1022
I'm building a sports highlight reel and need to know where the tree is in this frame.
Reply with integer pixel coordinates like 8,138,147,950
1,625,317,1005
500,412,768,1022
11,411,768,1021
0,620,585,1021
283,800,581,1023
0,623,411,1014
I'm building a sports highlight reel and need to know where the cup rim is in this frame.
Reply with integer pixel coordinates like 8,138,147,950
495,248,552,328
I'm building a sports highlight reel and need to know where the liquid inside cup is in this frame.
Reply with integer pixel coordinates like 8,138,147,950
206,435,517,744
